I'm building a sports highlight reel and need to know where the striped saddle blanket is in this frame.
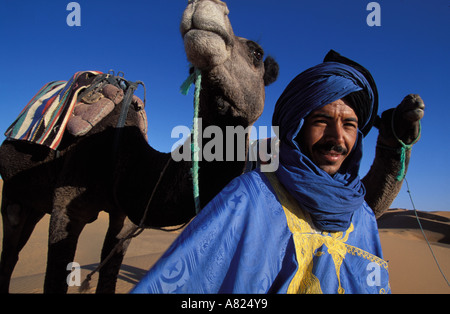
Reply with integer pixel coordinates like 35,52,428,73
5,71,103,150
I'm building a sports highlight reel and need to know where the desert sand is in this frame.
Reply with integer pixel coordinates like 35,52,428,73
1,179,449,294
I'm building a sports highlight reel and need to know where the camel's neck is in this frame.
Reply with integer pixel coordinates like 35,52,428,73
362,143,410,218
194,117,250,208
112,104,253,226
195,117,251,162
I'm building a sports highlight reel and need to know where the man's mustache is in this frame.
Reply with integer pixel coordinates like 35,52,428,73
312,142,348,155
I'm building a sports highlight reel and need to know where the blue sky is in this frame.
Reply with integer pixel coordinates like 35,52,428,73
0,0,449,212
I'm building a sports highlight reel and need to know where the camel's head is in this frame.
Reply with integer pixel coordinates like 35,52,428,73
376,94,425,147
180,0,279,127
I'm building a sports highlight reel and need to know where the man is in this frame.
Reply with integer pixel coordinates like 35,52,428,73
131,57,390,294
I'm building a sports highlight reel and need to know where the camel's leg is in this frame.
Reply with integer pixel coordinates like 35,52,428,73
43,187,87,294
96,213,135,294
44,215,86,293
0,197,45,293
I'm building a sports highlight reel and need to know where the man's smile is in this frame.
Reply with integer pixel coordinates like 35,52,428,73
314,148,345,164
312,142,348,165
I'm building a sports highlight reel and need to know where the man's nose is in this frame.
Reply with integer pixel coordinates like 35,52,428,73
325,123,345,144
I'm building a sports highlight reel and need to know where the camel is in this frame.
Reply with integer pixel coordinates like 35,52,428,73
0,0,424,294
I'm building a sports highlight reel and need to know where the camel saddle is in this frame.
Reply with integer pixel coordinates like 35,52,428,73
4,70,147,150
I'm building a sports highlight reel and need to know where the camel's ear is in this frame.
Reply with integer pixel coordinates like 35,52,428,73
264,56,279,86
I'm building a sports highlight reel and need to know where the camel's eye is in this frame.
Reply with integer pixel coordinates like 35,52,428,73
246,41,264,67
253,49,263,62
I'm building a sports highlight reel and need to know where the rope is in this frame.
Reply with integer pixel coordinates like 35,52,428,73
404,178,450,287
390,108,421,181
182,0,202,214
180,67,202,214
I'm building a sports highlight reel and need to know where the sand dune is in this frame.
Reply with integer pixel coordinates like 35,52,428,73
1,179,449,293
377,209,450,293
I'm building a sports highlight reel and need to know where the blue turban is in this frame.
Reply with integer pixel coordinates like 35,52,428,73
272,61,376,231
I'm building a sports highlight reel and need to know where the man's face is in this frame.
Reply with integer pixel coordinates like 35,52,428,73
298,99,358,175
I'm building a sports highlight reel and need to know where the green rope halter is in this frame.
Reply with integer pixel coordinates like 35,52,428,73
181,67,202,214
390,107,421,181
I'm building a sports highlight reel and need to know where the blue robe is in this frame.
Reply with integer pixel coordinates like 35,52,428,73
131,169,390,294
